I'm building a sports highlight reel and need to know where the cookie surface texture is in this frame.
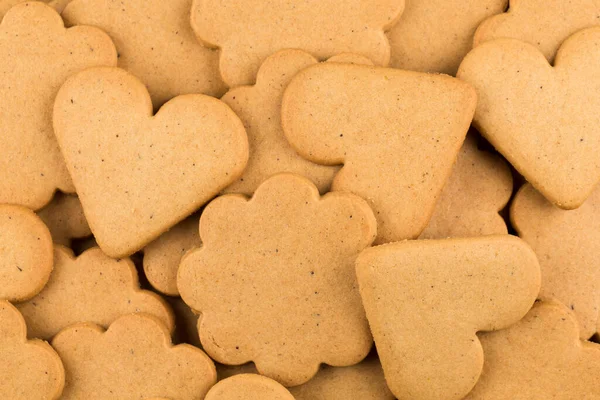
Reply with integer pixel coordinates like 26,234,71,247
388,0,507,74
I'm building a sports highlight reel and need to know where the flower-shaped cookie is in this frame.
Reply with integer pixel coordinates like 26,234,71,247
190,0,405,86
0,2,116,209
282,62,476,244
62,0,225,108
511,183,600,339
464,300,600,399
356,236,541,400
0,300,64,400
474,0,600,63
419,132,512,239
52,313,216,399
17,246,173,340
53,67,248,257
458,26,600,209
0,204,53,302
178,173,377,386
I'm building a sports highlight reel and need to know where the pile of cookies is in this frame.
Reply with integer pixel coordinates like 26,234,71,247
1,0,599,399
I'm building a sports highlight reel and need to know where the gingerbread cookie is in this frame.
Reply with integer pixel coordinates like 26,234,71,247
143,214,200,296
62,0,225,108
465,300,600,399
0,2,116,209
0,204,53,302
0,300,64,400
17,246,174,340
206,374,295,400
419,132,512,239
356,236,541,400
511,183,600,338
190,0,405,87
52,313,216,400
281,62,476,244
178,173,376,386
222,50,372,196
388,0,507,74
474,0,600,63
37,193,91,247
289,355,394,400
53,67,248,257
458,27,600,209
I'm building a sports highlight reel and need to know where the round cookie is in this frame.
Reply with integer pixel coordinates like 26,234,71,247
0,204,53,302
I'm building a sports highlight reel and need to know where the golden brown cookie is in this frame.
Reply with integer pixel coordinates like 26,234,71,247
419,132,512,239
206,374,295,400
37,193,91,247
0,2,116,209
178,173,377,386
388,0,507,74
52,313,216,400
474,0,600,63
53,67,248,257
221,49,372,195
289,355,394,400
0,204,53,302
464,300,600,399
0,300,64,400
143,214,200,296
17,246,174,340
458,27,600,209
282,62,476,244
356,236,541,400
62,0,225,108
511,183,600,338
190,0,405,87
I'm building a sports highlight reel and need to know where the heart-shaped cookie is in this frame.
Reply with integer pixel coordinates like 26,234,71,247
458,27,600,209
356,236,541,400
53,67,248,257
